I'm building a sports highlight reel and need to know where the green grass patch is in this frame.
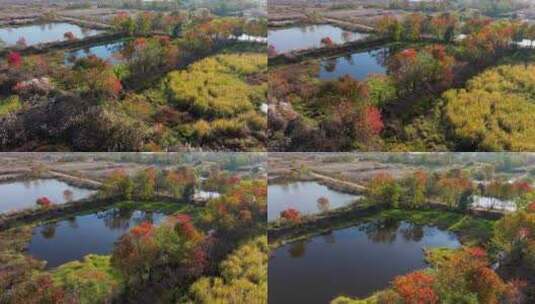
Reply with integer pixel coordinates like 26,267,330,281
367,209,495,246
52,255,122,304
114,200,197,215
0,95,21,117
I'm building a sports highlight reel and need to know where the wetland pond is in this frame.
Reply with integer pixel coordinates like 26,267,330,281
269,220,461,303
268,181,361,221
0,179,96,214
319,48,388,80
268,24,368,54
27,208,166,268
65,41,125,64
0,22,102,47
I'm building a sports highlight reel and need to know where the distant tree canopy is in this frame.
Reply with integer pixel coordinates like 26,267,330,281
444,64,535,151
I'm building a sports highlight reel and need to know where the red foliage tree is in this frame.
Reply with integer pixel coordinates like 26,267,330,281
7,51,22,68
320,36,335,48
64,31,76,41
36,197,53,208
362,106,384,135
393,271,438,304
527,201,535,213
280,208,301,224
104,74,123,97
130,221,154,237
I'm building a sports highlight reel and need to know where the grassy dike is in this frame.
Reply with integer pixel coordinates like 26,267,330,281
269,205,497,250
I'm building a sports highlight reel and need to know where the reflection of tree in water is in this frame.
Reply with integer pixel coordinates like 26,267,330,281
361,218,401,244
288,240,307,258
23,179,40,189
321,231,336,244
97,208,136,231
341,31,353,43
343,53,355,66
400,223,424,242
131,211,156,226
40,223,57,239
66,216,78,229
300,25,315,34
322,58,337,72
372,48,391,68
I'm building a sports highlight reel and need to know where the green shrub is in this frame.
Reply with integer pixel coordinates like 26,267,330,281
0,95,21,117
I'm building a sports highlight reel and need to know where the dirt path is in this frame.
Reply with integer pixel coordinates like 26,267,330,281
49,170,102,187
309,171,367,191
324,17,375,33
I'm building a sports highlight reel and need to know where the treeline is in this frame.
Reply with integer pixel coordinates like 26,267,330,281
366,169,534,210
100,0,263,16
112,11,266,39
99,166,196,201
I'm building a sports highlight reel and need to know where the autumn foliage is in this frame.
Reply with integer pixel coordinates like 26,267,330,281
7,51,22,68
320,37,335,48
280,208,301,224
393,271,438,304
36,197,53,208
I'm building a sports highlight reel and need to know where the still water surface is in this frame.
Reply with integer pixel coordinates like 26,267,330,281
268,181,361,221
268,24,368,54
269,220,461,303
0,22,102,46
319,48,387,80
0,179,95,214
65,41,124,64
27,208,166,268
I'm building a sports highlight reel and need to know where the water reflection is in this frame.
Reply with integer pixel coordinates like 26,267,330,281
27,208,165,268
319,48,389,81
65,41,125,64
288,240,307,258
269,220,460,304
268,181,361,221
0,179,96,214
0,23,102,47
268,24,368,54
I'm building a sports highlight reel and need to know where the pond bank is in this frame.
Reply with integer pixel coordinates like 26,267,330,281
269,36,389,65
0,194,186,231
0,31,127,57
269,205,500,248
